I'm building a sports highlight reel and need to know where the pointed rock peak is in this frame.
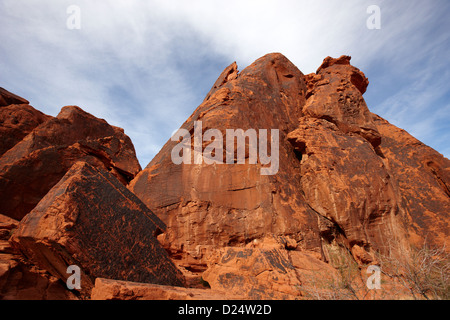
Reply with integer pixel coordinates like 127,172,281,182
214,61,239,87
240,52,303,79
236,52,307,98
56,105,108,124
204,61,239,101
0,87,30,107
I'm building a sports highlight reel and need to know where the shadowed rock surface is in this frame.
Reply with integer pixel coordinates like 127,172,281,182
129,53,321,263
128,53,449,299
10,162,185,297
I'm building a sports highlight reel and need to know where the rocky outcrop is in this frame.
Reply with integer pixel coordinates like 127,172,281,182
1,52,448,300
0,87,30,107
0,103,51,157
10,162,185,297
0,214,77,300
0,105,141,221
129,53,321,265
91,278,237,300
303,55,380,148
128,53,449,299
372,114,450,248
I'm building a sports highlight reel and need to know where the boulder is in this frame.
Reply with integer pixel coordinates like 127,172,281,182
0,87,29,107
91,277,236,300
0,252,77,300
0,214,76,300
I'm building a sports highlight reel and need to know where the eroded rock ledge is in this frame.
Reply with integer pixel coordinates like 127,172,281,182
1,53,449,300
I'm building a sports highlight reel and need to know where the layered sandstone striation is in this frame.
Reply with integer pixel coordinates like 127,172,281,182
128,53,449,299
129,53,321,268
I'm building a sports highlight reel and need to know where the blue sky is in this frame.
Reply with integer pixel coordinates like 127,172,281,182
1,0,449,167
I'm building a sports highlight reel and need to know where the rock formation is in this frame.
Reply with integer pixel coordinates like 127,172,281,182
0,104,141,221
0,213,78,300
0,52,448,300
10,161,185,297
129,54,321,265
129,53,449,299
0,88,51,157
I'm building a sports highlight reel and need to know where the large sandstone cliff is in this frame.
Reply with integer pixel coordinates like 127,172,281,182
0,54,448,300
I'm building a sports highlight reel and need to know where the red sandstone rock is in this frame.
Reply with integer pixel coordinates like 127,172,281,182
1,53,449,300
303,56,379,147
371,114,450,248
91,277,238,300
0,87,29,107
0,104,51,157
0,214,76,300
202,247,302,299
287,117,403,261
0,105,141,221
0,214,18,240
128,53,449,300
10,162,185,297
0,252,78,300
129,53,321,263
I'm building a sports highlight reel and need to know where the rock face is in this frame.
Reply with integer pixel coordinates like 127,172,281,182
1,53,448,300
0,214,77,300
372,115,450,248
202,246,302,299
286,56,405,261
91,278,238,300
0,87,30,107
129,53,321,263
129,53,449,299
10,162,185,297
0,88,51,157
0,104,51,158
0,105,141,221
